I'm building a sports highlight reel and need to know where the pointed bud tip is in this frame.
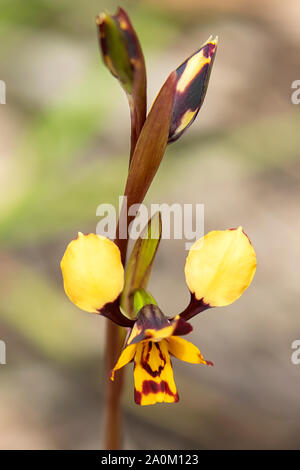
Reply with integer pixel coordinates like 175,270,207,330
209,35,219,46
201,35,218,59
96,12,107,26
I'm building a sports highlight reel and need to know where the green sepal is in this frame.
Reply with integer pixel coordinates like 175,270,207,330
133,288,158,317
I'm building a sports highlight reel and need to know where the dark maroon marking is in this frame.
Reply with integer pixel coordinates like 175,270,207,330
97,7,143,82
115,7,144,67
163,381,179,402
142,380,160,395
138,305,170,330
99,297,135,327
173,318,193,336
134,388,142,405
155,343,165,363
169,63,210,142
206,361,214,367
169,42,217,143
98,26,108,56
141,342,166,378
141,380,179,401
123,29,139,59
175,60,187,81
202,42,216,58
177,293,210,322
145,341,152,362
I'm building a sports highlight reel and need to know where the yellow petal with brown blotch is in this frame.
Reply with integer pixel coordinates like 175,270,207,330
110,344,137,381
167,336,212,365
61,233,124,313
185,227,256,307
134,340,178,406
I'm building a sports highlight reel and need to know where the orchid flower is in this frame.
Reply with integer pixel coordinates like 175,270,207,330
60,8,256,413
61,226,256,405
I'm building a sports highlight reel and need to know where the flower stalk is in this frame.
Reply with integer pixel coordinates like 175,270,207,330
61,7,222,450
104,320,126,449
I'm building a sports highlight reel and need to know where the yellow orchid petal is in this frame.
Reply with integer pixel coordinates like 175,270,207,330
61,232,124,313
110,344,137,381
144,323,176,341
167,336,211,365
134,340,178,406
184,227,256,307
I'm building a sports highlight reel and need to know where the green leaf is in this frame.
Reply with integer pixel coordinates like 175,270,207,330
121,212,162,318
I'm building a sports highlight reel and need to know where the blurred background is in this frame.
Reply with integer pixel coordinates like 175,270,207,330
1,0,300,449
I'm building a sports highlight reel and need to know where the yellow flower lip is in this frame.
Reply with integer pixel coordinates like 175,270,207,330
60,232,124,314
185,226,257,308
110,304,212,406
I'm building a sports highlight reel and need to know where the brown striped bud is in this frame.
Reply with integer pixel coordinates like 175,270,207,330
168,36,218,143
96,8,146,96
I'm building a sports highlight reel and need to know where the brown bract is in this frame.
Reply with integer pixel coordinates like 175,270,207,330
116,72,177,264
124,72,177,212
